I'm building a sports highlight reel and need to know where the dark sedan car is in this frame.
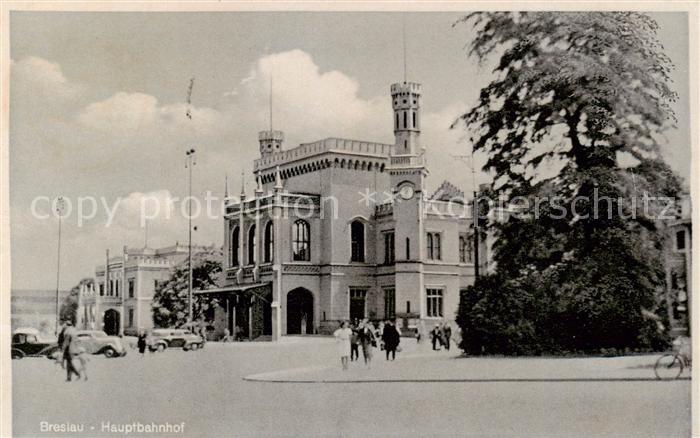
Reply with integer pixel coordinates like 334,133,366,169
11,328,60,359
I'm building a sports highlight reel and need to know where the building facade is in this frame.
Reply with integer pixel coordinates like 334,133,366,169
664,195,692,337
202,80,486,341
78,244,207,335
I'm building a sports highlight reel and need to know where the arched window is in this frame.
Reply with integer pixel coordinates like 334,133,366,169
351,220,365,262
413,111,416,128
292,220,310,261
403,111,407,129
248,225,256,265
395,113,399,130
229,226,239,267
264,221,274,263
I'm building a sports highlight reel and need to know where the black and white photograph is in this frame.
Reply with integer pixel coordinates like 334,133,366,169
1,2,697,437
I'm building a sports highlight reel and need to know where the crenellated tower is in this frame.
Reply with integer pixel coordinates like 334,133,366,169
259,130,284,157
391,81,421,154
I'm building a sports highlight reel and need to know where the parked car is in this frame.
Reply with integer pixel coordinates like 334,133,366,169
11,328,60,359
75,330,127,358
149,329,204,351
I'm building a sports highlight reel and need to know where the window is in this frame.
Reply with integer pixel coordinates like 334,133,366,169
384,288,396,319
128,278,135,298
264,221,274,263
154,279,159,291
115,279,120,297
426,288,444,317
406,237,410,260
459,233,472,263
128,308,134,327
99,283,104,296
406,300,411,314
384,232,395,264
351,220,365,262
395,113,399,130
427,232,441,260
403,111,407,128
412,111,416,128
293,220,310,261
676,230,686,251
229,226,240,267
349,288,367,321
248,225,257,265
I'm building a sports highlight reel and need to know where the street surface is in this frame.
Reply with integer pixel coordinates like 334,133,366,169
12,338,691,437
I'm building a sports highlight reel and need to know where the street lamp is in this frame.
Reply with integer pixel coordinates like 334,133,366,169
54,197,65,334
185,149,197,324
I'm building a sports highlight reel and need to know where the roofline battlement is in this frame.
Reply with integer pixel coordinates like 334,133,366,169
391,82,421,95
254,137,394,172
258,130,284,141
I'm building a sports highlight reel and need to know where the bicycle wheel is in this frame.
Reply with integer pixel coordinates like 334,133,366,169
654,354,684,380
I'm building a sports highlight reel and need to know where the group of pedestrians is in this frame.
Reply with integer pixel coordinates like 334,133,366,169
334,319,402,370
56,320,88,382
430,322,452,351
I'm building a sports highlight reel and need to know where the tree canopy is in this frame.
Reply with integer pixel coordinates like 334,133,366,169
152,247,222,328
457,12,677,192
455,12,682,355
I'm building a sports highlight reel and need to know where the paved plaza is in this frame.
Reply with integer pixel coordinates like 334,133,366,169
12,338,692,437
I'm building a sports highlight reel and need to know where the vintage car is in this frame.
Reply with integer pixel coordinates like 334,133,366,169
75,330,127,358
11,328,60,359
149,329,204,351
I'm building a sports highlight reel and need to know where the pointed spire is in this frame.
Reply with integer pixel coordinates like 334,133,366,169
402,14,407,83
274,165,283,191
269,73,273,132
240,170,246,199
224,173,230,199
255,173,263,195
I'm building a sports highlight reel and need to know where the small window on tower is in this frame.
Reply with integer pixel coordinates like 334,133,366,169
403,99,407,104
268,144,272,149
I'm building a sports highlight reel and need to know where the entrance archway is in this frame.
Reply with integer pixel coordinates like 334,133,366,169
103,309,120,336
287,288,314,335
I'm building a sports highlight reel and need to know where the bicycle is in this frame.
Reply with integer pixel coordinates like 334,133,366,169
654,352,690,380
654,336,692,380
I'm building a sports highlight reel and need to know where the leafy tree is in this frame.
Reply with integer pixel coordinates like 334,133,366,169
59,278,93,325
457,12,677,192
456,12,681,354
152,247,222,328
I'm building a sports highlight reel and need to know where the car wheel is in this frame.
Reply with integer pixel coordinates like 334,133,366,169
190,343,199,351
11,349,24,360
103,347,116,358
157,343,165,352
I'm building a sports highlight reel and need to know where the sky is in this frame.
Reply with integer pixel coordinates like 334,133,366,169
9,11,690,290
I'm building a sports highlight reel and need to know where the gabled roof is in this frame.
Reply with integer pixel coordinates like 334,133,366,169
430,180,465,203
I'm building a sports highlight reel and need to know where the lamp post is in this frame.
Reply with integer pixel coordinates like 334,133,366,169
54,197,65,334
185,149,196,324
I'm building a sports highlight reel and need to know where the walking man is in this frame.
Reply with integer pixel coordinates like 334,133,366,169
383,320,400,360
61,321,81,381
443,323,452,351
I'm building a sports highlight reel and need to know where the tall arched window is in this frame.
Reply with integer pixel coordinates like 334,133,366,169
264,221,274,263
403,111,407,128
351,220,365,262
248,225,256,265
229,226,239,267
395,113,399,130
292,220,310,261
413,111,416,128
